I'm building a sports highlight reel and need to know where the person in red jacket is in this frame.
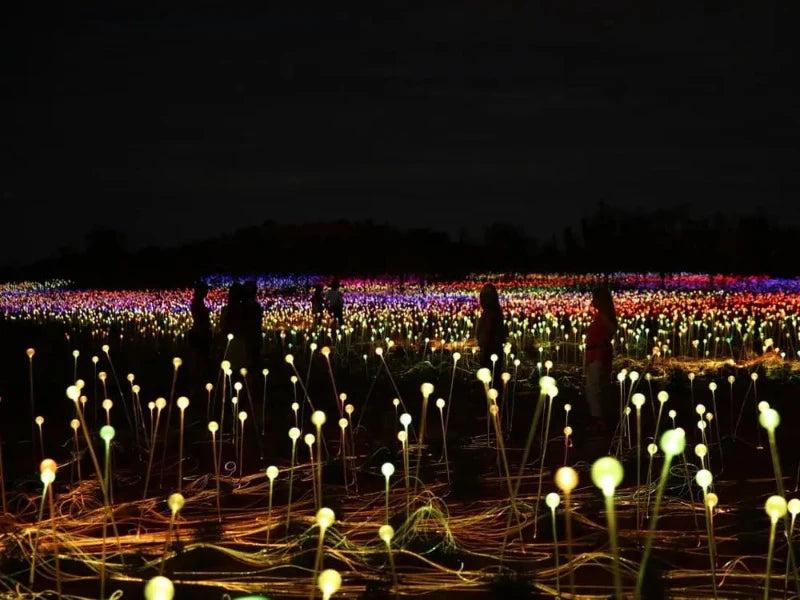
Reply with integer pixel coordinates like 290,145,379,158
585,286,617,433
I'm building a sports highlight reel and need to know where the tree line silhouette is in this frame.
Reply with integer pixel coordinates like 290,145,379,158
1,203,796,288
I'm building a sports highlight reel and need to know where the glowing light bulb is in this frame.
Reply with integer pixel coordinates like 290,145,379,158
39,459,57,485
657,391,669,403
317,569,341,600
316,507,335,530
155,397,166,410
476,368,492,385
399,413,412,428
696,469,712,489
695,404,706,416
453,352,461,362
759,408,780,431
694,443,707,459
66,385,80,402
545,492,560,509
787,498,800,517
647,443,657,456
35,416,44,426
706,493,718,510
631,393,645,409
221,360,231,371
629,370,639,382
70,418,79,430
284,354,294,365
144,575,175,600
420,382,434,397
289,427,300,441
99,425,115,442
321,346,330,357
381,462,395,478
177,396,189,411
660,429,686,457
668,409,677,419
379,524,394,544
26,348,35,358
757,400,770,413
167,493,185,514
172,357,182,368
765,495,787,522
392,398,400,408
304,433,315,446
436,398,445,409
708,382,717,392
311,410,326,427
375,347,383,357
591,456,624,496
208,421,219,434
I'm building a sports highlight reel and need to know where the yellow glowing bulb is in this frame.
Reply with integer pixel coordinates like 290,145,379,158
238,411,247,423
321,346,331,357
70,418,79,430
26,348,35,358
765,495,787,522
304,433,315,446
476,368,492,384
144,575,175,600
545,492,560,509
316,507,335,530
208,421,219,434
632,393,645,409
317,568,342,599
177,396,189,411
706,492,718,510
312,410,327,427
167,493,185,514
694,443,707,458
289,427,300,441
554,466,578,493
399,413,412,427
284,354,294,365
381,462,395,478
379,524,394,544
102,399,113,411
266,466,279,480
696,469,712,489
172,357,182,368
436,398,445,409
155,397,166,410
35,416,44,426
657,391,669,403
420,382,434,398
787,498,800,517
66,385,80,402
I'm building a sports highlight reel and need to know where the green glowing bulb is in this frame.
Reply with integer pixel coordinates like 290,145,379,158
631,393,645,409
765,495,787,522
144,575,175,600
591,456,624,496
759,408,780,431
647,443,658,456
545,492,560,509
694,443,707,458
695,469,712,490
659,429,685,457
266,466,279,480
657,391,669,403
99,425,115,442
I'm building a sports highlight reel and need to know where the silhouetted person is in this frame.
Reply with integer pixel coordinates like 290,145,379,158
585,286,618,434
326,280,344,327
476,283,507,385
311,283,325,326
189,281,212,381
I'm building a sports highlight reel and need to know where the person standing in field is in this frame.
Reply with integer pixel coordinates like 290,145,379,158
476,283,507,387
326,280,344,327
585,286,617,434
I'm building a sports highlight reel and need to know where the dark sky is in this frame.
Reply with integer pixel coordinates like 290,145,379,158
2,2,798,267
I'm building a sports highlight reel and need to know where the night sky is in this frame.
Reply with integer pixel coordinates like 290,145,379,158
2,2,798,267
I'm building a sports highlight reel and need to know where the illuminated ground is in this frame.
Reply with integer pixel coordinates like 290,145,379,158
0,274,799,599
